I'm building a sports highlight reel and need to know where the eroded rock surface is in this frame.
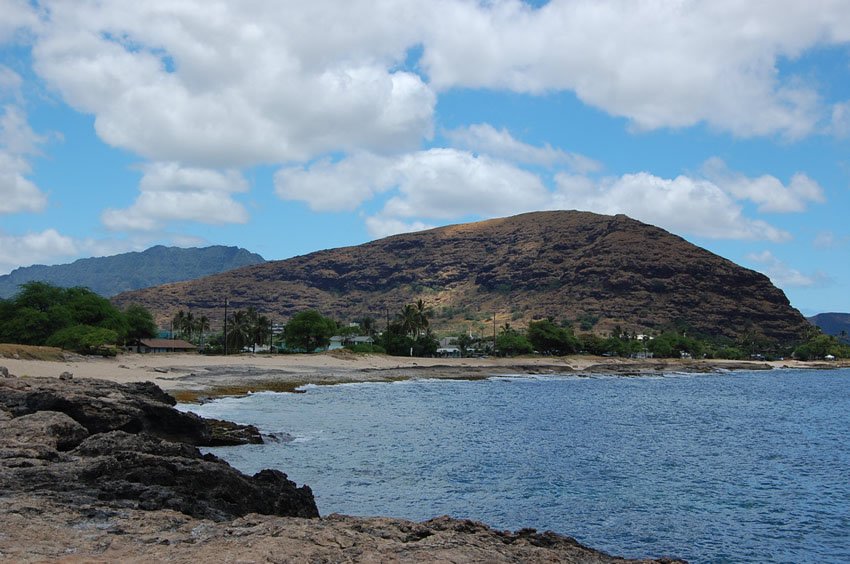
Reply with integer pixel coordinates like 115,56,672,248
0,376,318,522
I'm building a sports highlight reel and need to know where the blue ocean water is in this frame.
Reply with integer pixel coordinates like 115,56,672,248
182,369,850,563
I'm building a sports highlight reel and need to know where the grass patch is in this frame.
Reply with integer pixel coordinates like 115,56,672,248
0,344,67,361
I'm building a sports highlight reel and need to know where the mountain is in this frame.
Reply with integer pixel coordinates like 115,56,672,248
0,246,265,298
808,313,850,342
112,211,810,344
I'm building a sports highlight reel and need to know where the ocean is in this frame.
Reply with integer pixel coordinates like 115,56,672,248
181,368,850,563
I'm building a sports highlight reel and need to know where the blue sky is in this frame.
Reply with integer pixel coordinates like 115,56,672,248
0,1,849,316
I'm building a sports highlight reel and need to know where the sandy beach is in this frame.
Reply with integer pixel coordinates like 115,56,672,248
1,348,842,401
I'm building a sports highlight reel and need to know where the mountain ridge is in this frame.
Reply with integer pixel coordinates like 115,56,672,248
0,245,265,298
112,211,810,344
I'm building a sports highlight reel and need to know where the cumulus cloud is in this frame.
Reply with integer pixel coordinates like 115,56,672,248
701,157,825,213
0,228,78,274
0,104,48,214
31,1,435,167
746,250,829,288
552,172,791,242
0,0,37,43
101,162,250,231
445,123,600,172
275,148,551,237
275,147,796,242
420,0,850,138
16,0,850,171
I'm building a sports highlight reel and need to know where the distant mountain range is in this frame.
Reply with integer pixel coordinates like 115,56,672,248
0,246,265,298
808,313,850,343
113,211,810,344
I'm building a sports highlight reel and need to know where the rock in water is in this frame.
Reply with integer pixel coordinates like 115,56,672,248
0,375,318,521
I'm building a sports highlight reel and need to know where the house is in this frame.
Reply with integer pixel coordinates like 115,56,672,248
328,335,375,350
135,339,197,354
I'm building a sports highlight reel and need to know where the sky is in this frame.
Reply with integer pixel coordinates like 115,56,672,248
0,0,849,316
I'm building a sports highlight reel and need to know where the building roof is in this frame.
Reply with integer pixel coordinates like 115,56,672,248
139,339,196,350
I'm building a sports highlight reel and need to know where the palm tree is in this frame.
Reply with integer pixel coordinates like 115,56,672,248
195,315,210,347
180,311,195,343
226,309,252,353
172,310,186,339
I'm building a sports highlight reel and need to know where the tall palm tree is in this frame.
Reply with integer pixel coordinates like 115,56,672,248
226,309,252,352
180,311,195,343
195,315,210,347
172,310,186,339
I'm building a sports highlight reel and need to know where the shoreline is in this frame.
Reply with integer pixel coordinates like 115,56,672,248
2,349,845,402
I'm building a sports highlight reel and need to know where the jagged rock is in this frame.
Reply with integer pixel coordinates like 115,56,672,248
0,376,260,446
4,411,89,450
0,365,8,377
0,376,318,522
59,371,73,380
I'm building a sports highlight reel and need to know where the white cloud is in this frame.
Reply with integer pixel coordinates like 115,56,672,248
275,148,551,237
102,162,249,231
0,105,48,214
701,157,825,213
31,1,435,167
420,0,850,138
0,228,78,274
276,148,793,242
0,65,23,102
20,0,850,170
275,153,399,213
364,217,436,239
553,172,791,242
445,123,600,172
746,250,829,288
0,0,37,43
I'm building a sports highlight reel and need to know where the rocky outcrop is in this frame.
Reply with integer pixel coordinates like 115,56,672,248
0,375,261,446
0,376,318,521
0,375,682,562
113,210,810,345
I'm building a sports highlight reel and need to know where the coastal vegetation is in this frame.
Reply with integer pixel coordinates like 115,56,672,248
2,281,847,362
0,282,157,355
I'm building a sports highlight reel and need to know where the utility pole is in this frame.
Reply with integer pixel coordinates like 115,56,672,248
224,298,229,356
493,312,497,356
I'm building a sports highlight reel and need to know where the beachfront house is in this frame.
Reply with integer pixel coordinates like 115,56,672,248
328,335,375,351
133,338,197,354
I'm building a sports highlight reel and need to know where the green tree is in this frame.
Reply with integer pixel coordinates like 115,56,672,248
496,324,533,356
456,333,474,357
46,325,119,356
527,319,578,355
284,310,337,352
379,321,414,356
124,304,157,342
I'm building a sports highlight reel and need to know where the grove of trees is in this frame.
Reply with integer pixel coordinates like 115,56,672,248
0,282,156,355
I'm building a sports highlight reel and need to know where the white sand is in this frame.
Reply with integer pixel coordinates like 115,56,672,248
0,351,836,395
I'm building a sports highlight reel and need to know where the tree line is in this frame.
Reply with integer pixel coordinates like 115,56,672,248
0,282,156,355
1,283,845,361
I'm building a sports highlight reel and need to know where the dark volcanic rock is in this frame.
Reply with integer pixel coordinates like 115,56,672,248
113,210,809,345
0,376,261,446
0,376,318,521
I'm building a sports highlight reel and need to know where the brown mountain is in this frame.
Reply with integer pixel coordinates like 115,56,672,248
112,211,810,344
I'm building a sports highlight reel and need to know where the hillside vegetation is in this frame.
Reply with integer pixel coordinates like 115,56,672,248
112,211,811,345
